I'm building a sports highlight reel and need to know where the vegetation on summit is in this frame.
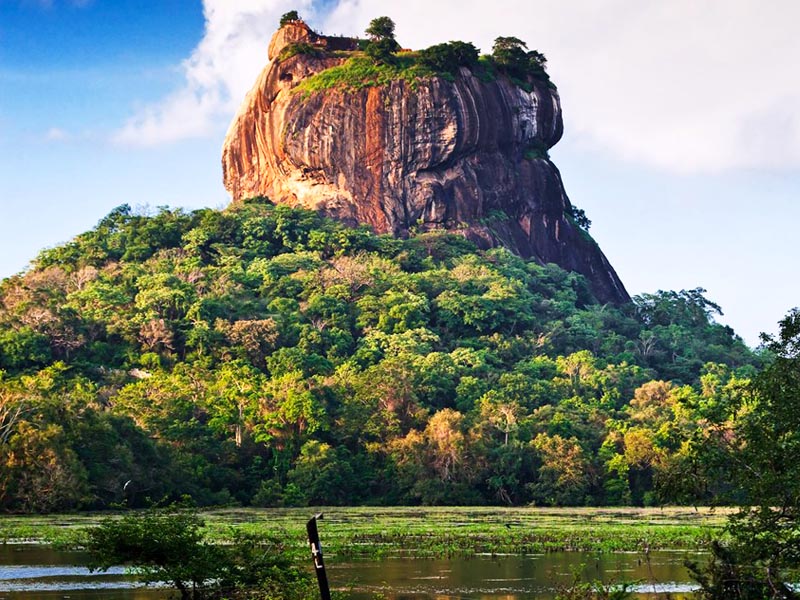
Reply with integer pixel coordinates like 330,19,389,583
283,14,554,96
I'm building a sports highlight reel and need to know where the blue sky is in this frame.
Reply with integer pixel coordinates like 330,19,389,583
1,0,798,347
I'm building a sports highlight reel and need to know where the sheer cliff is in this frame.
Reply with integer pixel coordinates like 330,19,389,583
222,22,629,304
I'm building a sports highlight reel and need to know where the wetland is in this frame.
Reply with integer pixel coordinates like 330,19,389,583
0,507,723,599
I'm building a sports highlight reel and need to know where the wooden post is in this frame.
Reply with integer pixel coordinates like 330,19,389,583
306,513,331,600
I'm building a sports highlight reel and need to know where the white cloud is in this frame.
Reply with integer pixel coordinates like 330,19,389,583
324,0,800,173
117,0,800,173
45,127,69,141
114,0,316,146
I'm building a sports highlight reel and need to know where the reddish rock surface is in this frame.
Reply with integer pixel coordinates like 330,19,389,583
222,22,629,304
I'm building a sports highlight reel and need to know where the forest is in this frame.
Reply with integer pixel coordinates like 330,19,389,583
0,198,761,512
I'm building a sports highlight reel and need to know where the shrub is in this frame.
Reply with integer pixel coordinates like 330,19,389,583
86,506,226,599
364,16,400,64
492,36,552,84
524,139,550,161
279,10,300,27
279,42,324,61
365,37,400,64
567,205,592,231
365,16,395,40
85,504,310,599
418,41,479,74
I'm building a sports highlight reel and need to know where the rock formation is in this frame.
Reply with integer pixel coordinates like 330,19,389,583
222,21,630,304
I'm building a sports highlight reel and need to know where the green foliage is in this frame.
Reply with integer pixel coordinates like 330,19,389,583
365,16,396,41
418,41,479,74
689,310,800,597
86,505,224,598
364,16,400,64
0,200,760,511
524,139,551,161
278,42,324,61
286,25,551,96
294,54,436,96
279,10,300,27
0,326,52,370
688,539,799,600
85,504,309,599
567,204,592,231
491,36,552,85
492,36,529,70
365,37,400,64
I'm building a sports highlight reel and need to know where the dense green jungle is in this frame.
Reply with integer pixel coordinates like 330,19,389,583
0,198,765,513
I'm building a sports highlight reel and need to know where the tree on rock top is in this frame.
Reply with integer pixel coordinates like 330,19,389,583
493,36,550,82
364,16,400,64
365,16,395,40
279,10,301,27
492,36,529,69
418,41,480,74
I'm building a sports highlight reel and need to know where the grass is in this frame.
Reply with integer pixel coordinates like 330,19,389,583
278,42,325,61
0,506,729,559
290,50,556,99
292,53,441,98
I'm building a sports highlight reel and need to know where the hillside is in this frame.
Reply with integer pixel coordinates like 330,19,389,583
0,200,757,511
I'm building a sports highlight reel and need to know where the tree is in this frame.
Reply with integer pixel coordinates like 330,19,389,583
365,16,395,40
390,408,479,504
87,506,222,600
424,409,467,482
0,421,87,512
255,371,325,454
208,361,265,447
85,505,309,599
491,36,551,83
692,309,800,598
418,41,479,74
529,433,591,506
492,36,528,76
286,440,359,505
364,16,399,64
528,49,547,69
478,395,521,446
568,205,592,231
526,50,550,82
279,10,300,26
0,382,26,444
633,288,722,329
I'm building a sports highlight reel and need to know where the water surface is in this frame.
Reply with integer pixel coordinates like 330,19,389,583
331,551,700,599
0,544,701,599
0,544,168,600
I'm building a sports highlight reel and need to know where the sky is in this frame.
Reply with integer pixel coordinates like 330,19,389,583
1,0,798,347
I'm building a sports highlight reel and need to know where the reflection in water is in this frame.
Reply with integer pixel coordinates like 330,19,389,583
0,544,701,599
330,551,701,599
0,544,169,600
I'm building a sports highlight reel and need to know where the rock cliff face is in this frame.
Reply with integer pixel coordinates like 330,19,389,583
222,22,630,304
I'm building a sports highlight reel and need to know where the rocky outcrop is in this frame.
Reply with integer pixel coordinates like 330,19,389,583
222,22,629,304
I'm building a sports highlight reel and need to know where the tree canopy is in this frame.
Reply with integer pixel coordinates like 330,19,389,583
0,199,760,512
491,36,551,83
691,309,800,598
364,16,400,64
418,41,480,74
86,504,309,599
365,16,396,40
279,10,301,27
